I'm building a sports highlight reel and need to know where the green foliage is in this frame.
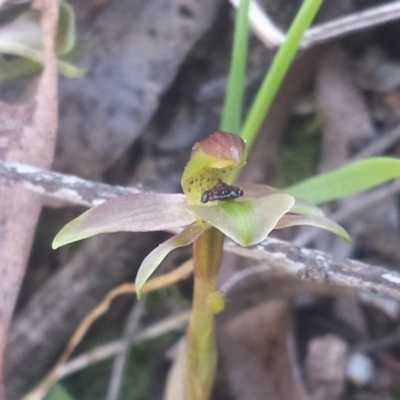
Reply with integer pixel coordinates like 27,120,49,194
220,0,250,134
286,157,400,204
225,0,323,182
240,0,323,153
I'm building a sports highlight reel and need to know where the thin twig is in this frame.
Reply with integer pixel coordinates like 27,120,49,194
0,160,139,207
303,2,400,48
56,311,190,380
353,328,400,352
106,297,147,400
228,0,400,49
224,237,400,302
228,0,285,48
352,124,400,161
220,264,269,295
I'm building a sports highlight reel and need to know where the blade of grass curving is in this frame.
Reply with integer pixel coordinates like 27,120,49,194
285,157,400,204
240,0,322,153
220,0,250,134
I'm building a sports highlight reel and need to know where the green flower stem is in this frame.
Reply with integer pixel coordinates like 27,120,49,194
185,227,224,400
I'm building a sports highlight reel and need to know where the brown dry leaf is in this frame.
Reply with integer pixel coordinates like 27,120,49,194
0,0,58,396
219,300,310,400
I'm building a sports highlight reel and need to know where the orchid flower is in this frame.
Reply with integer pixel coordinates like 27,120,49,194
53,132,349,297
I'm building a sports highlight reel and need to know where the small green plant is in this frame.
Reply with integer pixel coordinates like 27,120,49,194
49,0,400,399
0,1,83,80
52,130,348,399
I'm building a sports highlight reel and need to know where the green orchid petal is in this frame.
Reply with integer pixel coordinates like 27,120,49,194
181,132,246,204
286,157,400,205
189,193,295,246
239,183,323,216
53,193,196,249
135,222,208,298
275,214,351,242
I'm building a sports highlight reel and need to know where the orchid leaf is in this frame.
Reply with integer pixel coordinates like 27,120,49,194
189,193,295,246
286,157,400,205
276,214,351,242
135,223,208,298
239,0,322,153
52,193,196,249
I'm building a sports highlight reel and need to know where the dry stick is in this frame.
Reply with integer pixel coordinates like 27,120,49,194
2,161,400,300
229,0,400,49
0,161,139,207
23,260,193,400
225,237,400,302
220,264,269,295
303,2,400,48
353,328,400,353
352,124,400,161
56,312,190,380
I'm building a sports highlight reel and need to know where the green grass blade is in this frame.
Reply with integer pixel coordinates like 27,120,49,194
286,157,400,204
220,0,250,134
240,0,322,153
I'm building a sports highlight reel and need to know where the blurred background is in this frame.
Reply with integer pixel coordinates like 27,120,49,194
3,0,400,399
